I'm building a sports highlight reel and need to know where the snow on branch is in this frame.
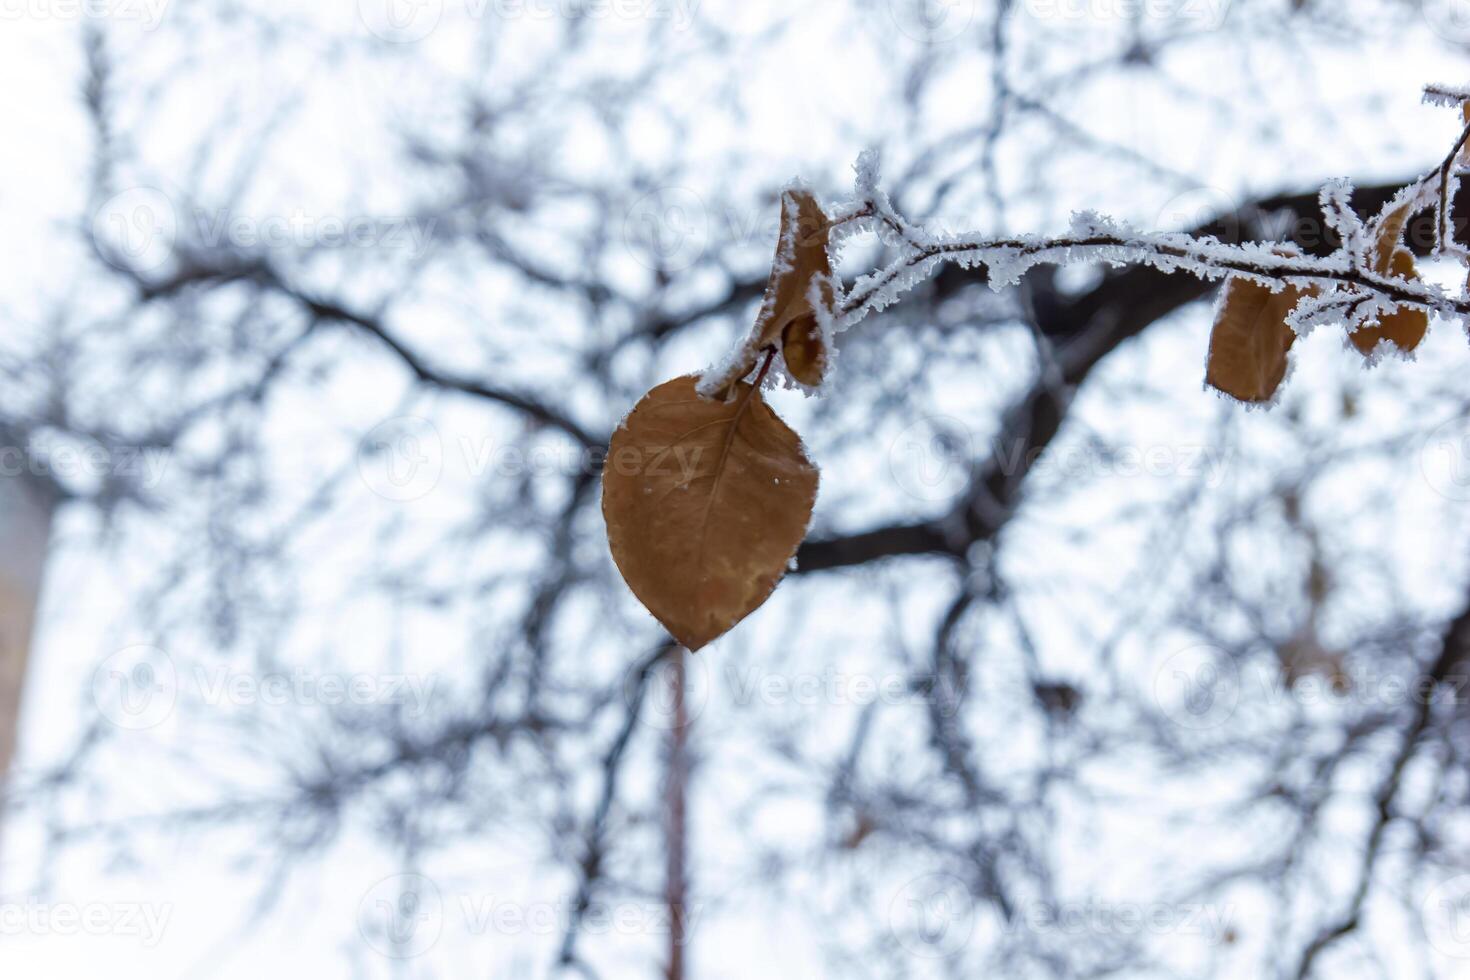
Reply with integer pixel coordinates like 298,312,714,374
702,85,1470,407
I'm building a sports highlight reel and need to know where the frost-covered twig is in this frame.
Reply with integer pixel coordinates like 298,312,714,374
697,86,1469,408
814,89,1470,347
828,179,1457,335
836,219,1457,324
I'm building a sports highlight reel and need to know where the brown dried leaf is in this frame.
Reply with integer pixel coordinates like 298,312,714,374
756,189,832,350
1349,247,1428,356
780,277,835,387
1205,276,1315,404
1461,101,1470,164
1367,199,1414,272
701,189,834,397
782,316,825,386
602,374,819,651
1345,194,1429,356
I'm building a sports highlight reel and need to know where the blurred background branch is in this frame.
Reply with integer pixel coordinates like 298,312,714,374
4,2,1470,978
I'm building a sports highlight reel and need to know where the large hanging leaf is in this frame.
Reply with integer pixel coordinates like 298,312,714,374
602,374,819,651
1205,276,1315,404
701,189,835,396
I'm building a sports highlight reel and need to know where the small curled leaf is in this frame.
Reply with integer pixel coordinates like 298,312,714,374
756,189,832,353
1367,197,1415,271
780,277,836,387
781,315,825,386
700,188,834,397
1349,248,1428,356
602,374,819,651
1344,193,1429,357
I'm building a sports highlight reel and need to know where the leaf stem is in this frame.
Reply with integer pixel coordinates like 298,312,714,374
749,346,777,391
